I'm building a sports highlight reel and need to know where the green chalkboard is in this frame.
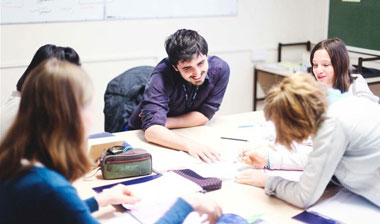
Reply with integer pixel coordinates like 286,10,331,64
328,0,380,51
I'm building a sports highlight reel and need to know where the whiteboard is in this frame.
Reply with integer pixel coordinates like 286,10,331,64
0,0,104,24
105,0,237,19
0,0,237,24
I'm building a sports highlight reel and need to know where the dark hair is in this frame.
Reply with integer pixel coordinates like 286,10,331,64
16,44,81,91
165,29,208,66
310,38,352,92
0,59,93,182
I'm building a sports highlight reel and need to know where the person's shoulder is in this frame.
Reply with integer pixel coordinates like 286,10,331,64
4,167,72,200
149,58,178,86
153,58,174,74
33,167,82,206
27,167,72,190
350,74,374,92
208,56,229,68
208,56,230,79
324,95,380,143
328,93,356,109
351,73,367,84
328,94,378,121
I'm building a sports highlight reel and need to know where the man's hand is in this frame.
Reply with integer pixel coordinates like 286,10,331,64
238,148,268,168
144,125,220,163
186,140,220,163
94,184,140,207
238,142,274,168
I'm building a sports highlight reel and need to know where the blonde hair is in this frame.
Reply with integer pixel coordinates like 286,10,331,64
0,59,93,182
264,73,327,149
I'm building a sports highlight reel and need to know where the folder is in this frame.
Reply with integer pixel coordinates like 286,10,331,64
92,173,162,193
87,132,126,161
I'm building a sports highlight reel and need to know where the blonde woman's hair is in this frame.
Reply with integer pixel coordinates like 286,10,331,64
264,73,327,149
0,59,93,182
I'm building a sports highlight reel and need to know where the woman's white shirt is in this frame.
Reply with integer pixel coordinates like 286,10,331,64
0,91,21,141
265,96,380,208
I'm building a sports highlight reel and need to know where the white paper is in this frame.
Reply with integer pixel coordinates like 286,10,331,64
220,121,276,142
103,212,141,224
308,189,380,224
153,150,247,180
121,172,203,223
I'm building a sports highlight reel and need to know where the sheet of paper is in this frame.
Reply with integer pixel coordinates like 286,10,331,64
220,121,276,142
121,172,203,223
153,150,246,180
103,212,141,224
308,189,380,224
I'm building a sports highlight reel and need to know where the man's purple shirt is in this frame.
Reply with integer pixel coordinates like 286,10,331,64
128,56,230,131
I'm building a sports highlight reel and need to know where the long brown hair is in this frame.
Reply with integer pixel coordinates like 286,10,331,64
264,74,327,149
0,59,93,182
310,38,352,92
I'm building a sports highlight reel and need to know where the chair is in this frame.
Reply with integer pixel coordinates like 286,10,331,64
104,66,154,132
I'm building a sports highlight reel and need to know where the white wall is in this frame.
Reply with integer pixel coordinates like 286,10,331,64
0,0,330,134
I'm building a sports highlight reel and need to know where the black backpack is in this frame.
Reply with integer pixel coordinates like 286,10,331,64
104,66,154,132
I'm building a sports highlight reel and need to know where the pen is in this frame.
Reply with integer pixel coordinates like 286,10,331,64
220,137,248,142
238,125,254,128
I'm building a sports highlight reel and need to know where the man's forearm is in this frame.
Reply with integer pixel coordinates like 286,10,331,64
165,111,208,129
144,124,220,163
144,125,190,152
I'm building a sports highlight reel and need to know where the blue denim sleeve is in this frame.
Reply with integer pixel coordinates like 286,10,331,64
155,197,194,224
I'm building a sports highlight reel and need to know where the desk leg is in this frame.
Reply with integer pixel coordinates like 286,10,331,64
253,68,258,111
